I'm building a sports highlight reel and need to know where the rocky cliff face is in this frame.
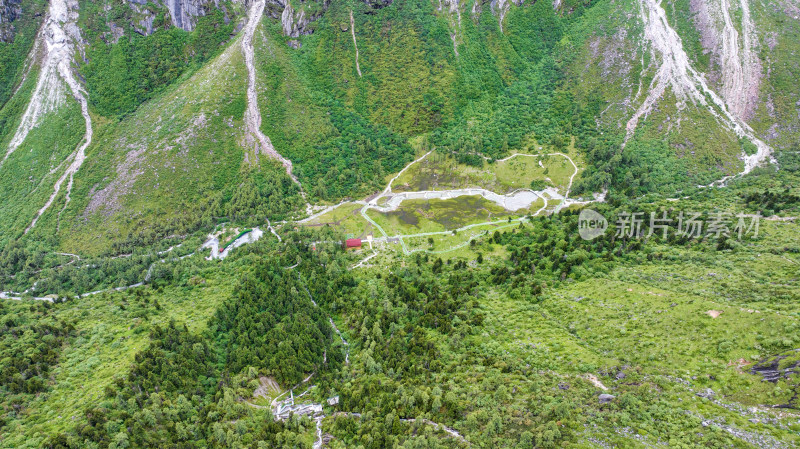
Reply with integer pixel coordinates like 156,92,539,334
116,0,392,43
0,0,22,42
165,0,218,31
123,0,222,35
264,0,329,39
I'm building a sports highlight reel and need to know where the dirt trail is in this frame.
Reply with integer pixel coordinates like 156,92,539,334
242,0,311,214
400,418,468,443
350,252,377,270
349,10,362,77
298,200,368,225
627,0,771,183
376,150,433,201
21,0,92,233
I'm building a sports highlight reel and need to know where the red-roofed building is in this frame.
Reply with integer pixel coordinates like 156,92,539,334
345,238,362,249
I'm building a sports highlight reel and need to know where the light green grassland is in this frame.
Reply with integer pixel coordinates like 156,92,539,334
301,203,374,239
621,222,800,315
391,146,578,195
537,268,799,444
312,203,365,224
461,218,800,445
369,197,518,235
367,196,548,245
397,221,511,254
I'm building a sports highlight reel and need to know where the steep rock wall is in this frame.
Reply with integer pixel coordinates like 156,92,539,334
123,0,221,35
268,0,329,38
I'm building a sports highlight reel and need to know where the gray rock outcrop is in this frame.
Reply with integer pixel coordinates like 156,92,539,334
124,0,221,35
266,0,329,38
363,0,392,9
164,0,216,31
0,0,22,42
598,394,615,404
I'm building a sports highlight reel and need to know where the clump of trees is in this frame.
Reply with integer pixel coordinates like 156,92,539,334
0,302,75,396
214,257,342,384
742,188,800,216
48,236,345,447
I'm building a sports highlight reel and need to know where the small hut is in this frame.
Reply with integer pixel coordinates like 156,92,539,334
344,238,362,249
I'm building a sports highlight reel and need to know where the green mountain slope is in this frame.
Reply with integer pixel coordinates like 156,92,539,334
1,0,798,253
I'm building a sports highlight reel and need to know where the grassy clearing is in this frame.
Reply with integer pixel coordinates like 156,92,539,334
306,203,365,225
475,292,611,372
396,219,523,256
539,272,800,444
493,153,574,192
392,144,578,195
301,203,373,238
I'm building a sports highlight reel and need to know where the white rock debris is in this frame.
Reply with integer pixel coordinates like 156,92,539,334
2,0,83,167
626,0,772,183
242,0,312,214
14,0,93,233
717,0,760,119
438,0,461,55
